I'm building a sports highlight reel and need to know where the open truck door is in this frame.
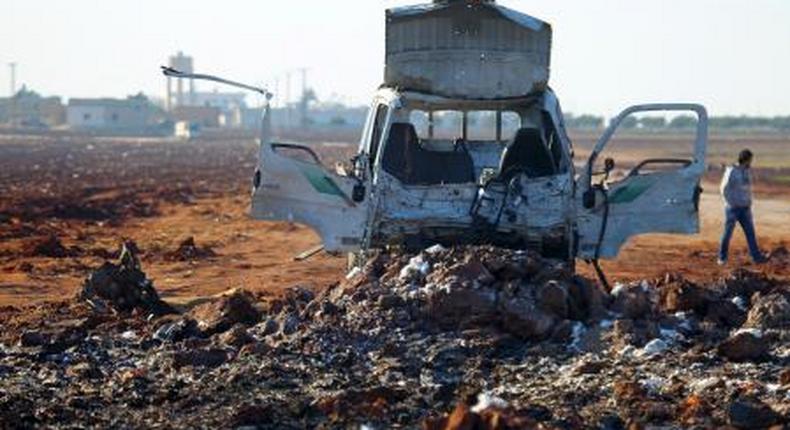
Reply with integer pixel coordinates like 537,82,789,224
251,107,369,252
159,67,369,254
577,104,708,260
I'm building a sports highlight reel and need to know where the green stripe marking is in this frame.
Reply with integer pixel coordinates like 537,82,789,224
609,176,655,204
298,164,345,198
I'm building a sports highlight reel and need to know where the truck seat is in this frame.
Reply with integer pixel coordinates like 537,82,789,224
382,123,475,185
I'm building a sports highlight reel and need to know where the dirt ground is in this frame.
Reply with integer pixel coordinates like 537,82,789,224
2,131,790,429
1,132,789,307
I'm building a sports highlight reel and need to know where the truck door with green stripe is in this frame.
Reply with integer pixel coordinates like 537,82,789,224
250,110,369,252
576,104,708,259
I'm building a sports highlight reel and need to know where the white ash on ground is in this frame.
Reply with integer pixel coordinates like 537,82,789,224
1,245,789,429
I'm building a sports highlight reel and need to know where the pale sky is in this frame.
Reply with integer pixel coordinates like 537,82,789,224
3,0,790,116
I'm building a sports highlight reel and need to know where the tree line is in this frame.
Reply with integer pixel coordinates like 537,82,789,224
564,113,790,132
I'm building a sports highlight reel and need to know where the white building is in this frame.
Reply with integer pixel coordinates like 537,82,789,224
67,94,163,131
191,91,248,127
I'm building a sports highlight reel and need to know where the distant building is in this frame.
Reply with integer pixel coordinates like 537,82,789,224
66,93,165,132
192,91,247,127
0,86,65,128
170,105,221,128
239,107,264,130
162,52,255,129
193,91,246,112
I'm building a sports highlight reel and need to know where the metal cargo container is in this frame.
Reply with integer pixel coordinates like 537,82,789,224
385,0,552,99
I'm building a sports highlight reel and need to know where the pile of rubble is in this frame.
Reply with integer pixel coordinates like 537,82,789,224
1,245,790,428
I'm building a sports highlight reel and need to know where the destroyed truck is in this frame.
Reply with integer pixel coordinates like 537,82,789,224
166,0,708,271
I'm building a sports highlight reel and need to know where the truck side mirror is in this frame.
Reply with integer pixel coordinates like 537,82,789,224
596,157,616,187
352,183,366,203
583,188,597,209
350,154,367,180
604,157,615,173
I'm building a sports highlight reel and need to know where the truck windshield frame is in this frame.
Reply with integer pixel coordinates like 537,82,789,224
409,109,521,144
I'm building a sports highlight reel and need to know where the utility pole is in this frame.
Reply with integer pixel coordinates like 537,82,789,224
298,68,307,101
166,76,172,111
273,77,280,109
8,62,17,126
9,62,17,97
285,71,292,127
297,68,310,127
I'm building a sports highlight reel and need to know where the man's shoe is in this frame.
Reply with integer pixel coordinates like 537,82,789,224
717,259,727,266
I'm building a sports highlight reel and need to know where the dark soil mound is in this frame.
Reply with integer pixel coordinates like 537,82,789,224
166,237,217,261
77,241,174,315
24,235,79,258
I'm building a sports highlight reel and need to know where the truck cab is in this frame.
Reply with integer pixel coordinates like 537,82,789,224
357,87,576,257
250,0,708,265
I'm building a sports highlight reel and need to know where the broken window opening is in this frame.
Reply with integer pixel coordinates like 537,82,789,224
272,143,323,166
369,104,390,171
541,111,566,173
593,112,697,185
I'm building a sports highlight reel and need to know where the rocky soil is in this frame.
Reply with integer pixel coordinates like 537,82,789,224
1,244,790,429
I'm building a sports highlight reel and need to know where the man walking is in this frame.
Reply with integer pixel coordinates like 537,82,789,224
718,149,767,265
